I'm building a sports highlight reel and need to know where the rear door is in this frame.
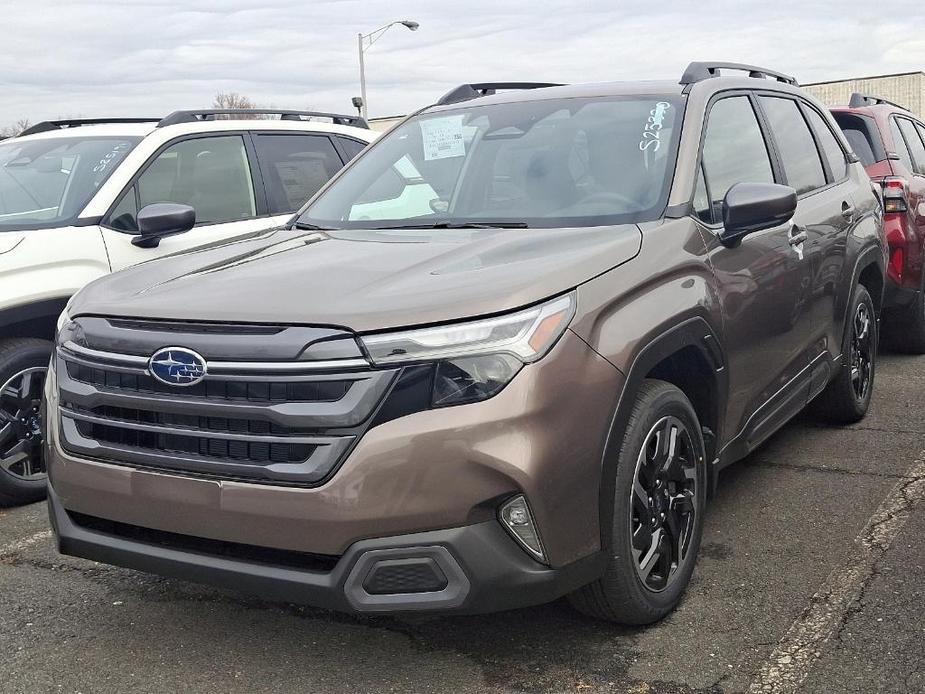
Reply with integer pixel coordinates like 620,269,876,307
755,95,854,387
100,133,279,271
693,93,814,447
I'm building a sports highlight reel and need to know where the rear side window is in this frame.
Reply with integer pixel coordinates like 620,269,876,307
701,96,775,223
253,134,344,214
804,107,848,180
337,137,367,161
759,96,826,194
831,112,880,167
896,118,925,175
889,119,916,173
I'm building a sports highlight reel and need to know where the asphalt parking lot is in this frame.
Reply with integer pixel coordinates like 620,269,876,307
1,351,923,694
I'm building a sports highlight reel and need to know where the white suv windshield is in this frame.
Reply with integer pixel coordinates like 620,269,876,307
0,136,141,230
298,95,682,229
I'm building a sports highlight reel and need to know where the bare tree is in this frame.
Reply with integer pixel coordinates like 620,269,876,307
211,92,268,119
0,118,32,139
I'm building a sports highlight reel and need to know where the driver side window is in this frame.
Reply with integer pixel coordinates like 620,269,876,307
106,135,257,231
699,96,774,224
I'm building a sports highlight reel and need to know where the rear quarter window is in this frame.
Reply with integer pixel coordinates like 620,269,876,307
831,112,882,167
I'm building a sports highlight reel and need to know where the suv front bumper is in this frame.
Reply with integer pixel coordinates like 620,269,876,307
48,483,606,615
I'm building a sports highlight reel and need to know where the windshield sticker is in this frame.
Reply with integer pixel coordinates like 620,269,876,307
639,102,671,152
92,142,131,175
420,116,466,161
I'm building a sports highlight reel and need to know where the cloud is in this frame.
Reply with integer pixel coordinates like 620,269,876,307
1,0,924,128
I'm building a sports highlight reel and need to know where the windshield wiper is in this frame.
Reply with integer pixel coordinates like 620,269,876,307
372,221,530,230
292,221,336,231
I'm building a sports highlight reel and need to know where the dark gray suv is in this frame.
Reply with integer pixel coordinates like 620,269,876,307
45,62,886,624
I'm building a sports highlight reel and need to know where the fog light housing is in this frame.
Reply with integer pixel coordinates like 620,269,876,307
499,495,547,564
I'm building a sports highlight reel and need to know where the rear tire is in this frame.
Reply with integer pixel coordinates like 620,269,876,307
810,284,877,424
0,338,52,507
569,379,707,625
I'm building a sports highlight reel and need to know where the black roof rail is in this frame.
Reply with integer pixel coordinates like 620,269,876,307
19,118,161,137
156,109,368,129
848,92,907,111
680,62,798,86
436,82,564,106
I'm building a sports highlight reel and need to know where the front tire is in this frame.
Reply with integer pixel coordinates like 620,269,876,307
810,284,877,424
0,338,52,507
569,379,707,624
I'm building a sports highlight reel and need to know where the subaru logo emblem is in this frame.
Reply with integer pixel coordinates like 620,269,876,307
148,347,207,387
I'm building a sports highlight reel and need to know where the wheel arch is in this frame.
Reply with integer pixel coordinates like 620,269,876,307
0,298,69,342
597,316,727,555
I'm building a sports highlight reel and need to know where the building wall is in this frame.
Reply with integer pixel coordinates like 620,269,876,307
803,73,925,117
368,116,405,133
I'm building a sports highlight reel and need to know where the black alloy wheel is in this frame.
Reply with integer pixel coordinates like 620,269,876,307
630,415,699,592
0,367,47,482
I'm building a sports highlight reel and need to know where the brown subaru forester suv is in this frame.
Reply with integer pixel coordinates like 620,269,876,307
44,63,886,624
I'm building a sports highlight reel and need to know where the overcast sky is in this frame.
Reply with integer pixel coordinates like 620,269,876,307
3,0,924,129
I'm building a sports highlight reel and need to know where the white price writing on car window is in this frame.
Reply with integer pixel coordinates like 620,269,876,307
420,116,466,161
639,101,671,152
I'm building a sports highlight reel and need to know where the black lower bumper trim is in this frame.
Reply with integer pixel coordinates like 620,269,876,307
48,484,606,615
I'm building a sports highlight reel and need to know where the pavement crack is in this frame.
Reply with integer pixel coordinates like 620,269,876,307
747,459,910,480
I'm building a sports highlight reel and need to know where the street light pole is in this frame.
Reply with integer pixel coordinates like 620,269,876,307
357,32,367,120
356,20,419,121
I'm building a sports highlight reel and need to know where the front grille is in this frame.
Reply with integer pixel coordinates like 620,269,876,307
67,362,351,403
68,511,340,572
74,404,313,436
56,319,398,486
75,420,316,465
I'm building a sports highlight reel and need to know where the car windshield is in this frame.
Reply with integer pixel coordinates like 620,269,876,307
0,135,141,230
297,95,682,230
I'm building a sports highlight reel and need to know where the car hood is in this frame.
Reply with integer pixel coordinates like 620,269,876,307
70,225,642,332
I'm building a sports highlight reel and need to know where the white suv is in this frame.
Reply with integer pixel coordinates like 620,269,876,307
0,109,375,505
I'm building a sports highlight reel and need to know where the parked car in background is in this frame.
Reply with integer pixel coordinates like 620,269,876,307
46,64,886,624
831,95,925,352
0,109,374,506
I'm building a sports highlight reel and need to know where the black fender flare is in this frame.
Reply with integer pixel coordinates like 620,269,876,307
596,315,727,555
0,297,70,337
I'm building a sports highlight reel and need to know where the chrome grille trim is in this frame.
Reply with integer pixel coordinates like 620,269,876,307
62,341,371,374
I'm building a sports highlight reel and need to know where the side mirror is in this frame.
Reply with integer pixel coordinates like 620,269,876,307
720,182,797,247
132,203,196,248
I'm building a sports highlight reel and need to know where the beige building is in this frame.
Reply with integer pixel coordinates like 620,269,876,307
803,71,925,117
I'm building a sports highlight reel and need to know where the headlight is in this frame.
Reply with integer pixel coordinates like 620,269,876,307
362,293,575,407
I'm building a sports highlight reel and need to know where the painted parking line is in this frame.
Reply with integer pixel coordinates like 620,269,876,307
0,529,52,558
748,454,925,694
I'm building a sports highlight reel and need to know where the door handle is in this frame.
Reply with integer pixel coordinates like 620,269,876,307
788,225,808,246
841,201,855,221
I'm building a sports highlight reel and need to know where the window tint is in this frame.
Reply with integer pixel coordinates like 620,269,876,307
701,96,774,221
759,97,826,194
108,186,138,231
253,134,343,214
130,136,256,226
831,112,880,167
897,118,925,175
337,137,367,161
804,107,847,180
889,119,916,173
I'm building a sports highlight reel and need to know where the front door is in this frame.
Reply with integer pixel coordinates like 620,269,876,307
692,94,814,448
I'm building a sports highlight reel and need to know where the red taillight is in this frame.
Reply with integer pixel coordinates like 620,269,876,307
881,176,909,214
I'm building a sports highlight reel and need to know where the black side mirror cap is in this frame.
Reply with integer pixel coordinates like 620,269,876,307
132,203,196,248
719,182,797,247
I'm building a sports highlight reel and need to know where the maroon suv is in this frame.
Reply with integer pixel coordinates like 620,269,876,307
832,94,925,351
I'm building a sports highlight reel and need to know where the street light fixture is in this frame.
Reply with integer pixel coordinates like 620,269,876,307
357,20,419,120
